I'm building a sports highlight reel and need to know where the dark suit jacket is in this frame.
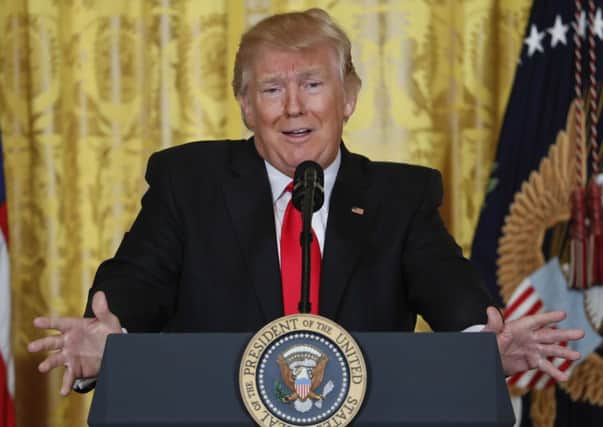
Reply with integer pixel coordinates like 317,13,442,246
85,139,494,332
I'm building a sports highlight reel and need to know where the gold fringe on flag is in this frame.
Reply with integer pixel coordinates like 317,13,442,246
530,387,556,427
559,352,603,405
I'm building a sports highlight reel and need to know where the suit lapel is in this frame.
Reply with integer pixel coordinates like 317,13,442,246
221,139,283,321
320,147,372,320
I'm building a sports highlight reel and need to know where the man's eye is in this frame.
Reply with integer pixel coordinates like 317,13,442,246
306,81,323,89
262,87,280,94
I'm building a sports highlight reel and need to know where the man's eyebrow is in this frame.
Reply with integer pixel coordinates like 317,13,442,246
298,69,325,79
257,68,326,85
257,76,284,85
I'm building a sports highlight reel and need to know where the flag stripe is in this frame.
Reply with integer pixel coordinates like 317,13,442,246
527,369,546,389
505,291,543,321
513,369,538,388
0,204,7,244
503,285,535,318
505,277,532,306
526,300,543,316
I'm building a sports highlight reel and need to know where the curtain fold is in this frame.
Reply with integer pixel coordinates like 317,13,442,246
0,1,530,425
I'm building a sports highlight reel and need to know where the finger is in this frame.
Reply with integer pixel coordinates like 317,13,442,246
520,311,566,330
482,306,504,333
536,328,585,344
537,357,571,382
538,321,560,331
38,353,66,373
33,316,83,333
539,344,581,361
60,366,75,396
28,335,64,353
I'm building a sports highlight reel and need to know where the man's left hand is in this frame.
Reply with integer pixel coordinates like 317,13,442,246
482,306,585,382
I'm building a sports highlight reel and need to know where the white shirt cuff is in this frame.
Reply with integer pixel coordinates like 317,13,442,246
462,324,485,332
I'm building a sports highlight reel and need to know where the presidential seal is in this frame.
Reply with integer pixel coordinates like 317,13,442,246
239,314,367,427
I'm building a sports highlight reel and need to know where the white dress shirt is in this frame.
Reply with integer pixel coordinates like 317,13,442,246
265,150,341,260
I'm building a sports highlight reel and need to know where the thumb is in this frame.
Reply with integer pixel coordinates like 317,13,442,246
91,291,112,323
482,306,504,334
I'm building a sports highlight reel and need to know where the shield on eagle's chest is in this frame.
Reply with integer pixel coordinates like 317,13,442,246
294,375,311,400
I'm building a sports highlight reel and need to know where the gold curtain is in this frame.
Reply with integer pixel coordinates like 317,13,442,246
0,0,531,425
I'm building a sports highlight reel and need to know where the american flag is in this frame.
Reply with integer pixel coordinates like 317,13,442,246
0,135,15,426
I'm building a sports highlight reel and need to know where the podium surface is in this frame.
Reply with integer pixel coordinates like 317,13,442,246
88,332,514,426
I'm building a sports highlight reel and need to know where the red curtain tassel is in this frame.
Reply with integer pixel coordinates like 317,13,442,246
570,187,588,289
587,179,603,285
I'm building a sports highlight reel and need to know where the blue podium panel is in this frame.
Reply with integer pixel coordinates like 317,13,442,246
88,332,514,427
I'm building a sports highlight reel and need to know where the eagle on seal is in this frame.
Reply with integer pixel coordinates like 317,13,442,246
276,354,329,402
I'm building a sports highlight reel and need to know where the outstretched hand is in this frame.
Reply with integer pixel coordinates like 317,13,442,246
27,291,123,395
482,306,585,382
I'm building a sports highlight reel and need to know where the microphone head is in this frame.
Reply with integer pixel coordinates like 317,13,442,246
292,161,324,213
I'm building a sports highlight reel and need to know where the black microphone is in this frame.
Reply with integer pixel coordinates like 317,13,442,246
291,161,324,314
292,161,324,213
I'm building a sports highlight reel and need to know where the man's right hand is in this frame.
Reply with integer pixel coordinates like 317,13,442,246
27,291,123,395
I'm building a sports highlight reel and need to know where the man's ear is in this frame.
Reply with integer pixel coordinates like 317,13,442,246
343,87,358,121
238,94,255,130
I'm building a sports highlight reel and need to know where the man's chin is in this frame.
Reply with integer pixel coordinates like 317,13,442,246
259,145,333,175
275,157,317,177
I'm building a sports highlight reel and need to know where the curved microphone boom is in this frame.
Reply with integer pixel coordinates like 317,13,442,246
292,161,324,313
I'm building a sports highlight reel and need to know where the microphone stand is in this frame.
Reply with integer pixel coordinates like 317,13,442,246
298,169,316,314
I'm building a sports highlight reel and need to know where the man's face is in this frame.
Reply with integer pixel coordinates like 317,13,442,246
238,43,357,177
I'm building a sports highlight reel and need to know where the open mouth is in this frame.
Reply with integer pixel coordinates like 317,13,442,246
282,128,312,137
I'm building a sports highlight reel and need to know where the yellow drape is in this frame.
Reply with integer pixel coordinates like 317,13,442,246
0,0,530,425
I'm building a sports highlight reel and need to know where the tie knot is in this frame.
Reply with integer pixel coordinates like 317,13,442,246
285,181,294,193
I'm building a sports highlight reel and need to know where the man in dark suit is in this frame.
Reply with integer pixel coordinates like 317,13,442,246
28,8,584,396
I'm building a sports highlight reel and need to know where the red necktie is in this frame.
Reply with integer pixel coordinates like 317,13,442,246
280,182,321,315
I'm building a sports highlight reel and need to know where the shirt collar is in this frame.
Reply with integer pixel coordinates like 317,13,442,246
265,149,341,204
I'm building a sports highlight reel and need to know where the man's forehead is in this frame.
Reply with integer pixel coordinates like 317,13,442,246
251,45,338,80
257,66,326,82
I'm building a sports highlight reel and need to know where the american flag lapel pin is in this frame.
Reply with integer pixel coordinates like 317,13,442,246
351,207,364,215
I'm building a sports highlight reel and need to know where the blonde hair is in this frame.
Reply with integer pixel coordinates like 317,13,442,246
232,8,362,98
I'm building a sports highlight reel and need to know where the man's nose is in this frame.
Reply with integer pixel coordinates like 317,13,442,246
285,86,304,117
